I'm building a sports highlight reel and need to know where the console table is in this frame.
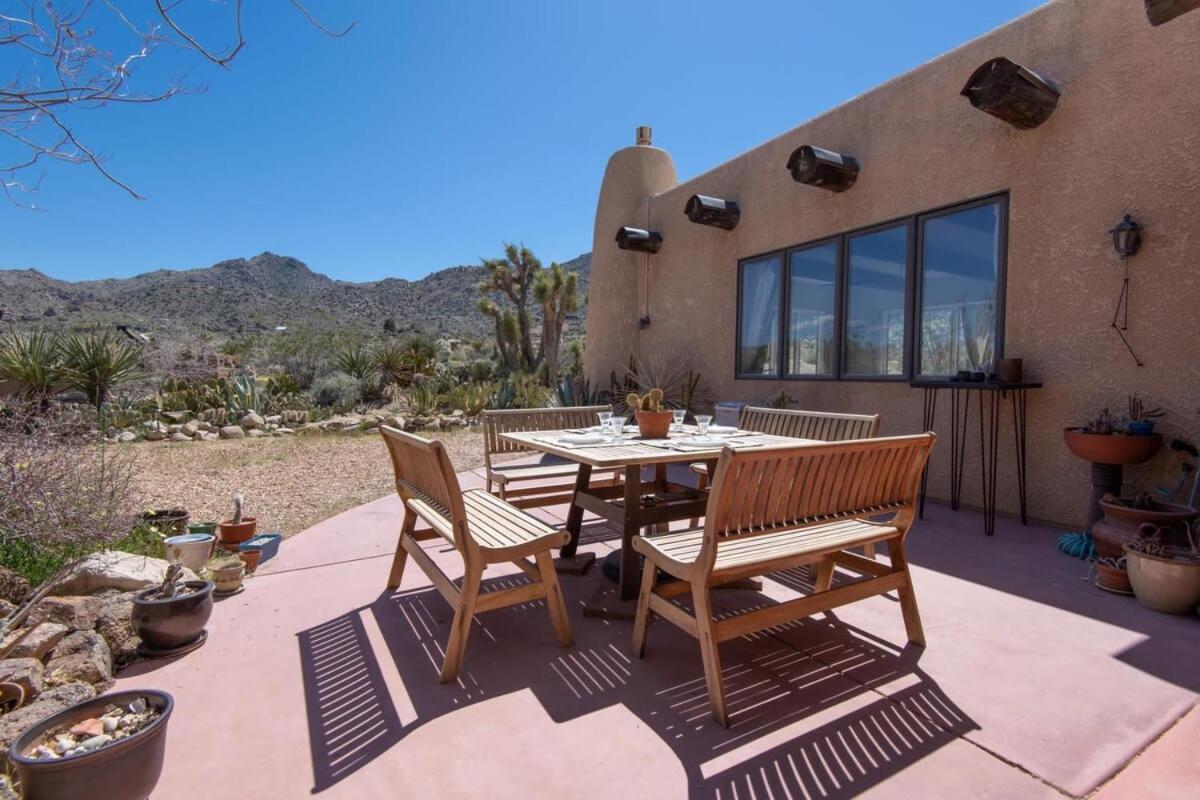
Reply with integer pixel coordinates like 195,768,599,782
911,380,1042,536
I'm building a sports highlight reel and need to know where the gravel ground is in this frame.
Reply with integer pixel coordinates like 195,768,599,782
129,428,489,538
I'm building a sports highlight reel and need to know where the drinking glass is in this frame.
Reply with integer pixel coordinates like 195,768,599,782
596,410,612,431
695,415,712,436
609,416,627,437
671,409,686,431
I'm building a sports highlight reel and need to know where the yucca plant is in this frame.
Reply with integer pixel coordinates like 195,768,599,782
333,343,379,383
0,330,63,399
375,343,407,386
58,330,144,410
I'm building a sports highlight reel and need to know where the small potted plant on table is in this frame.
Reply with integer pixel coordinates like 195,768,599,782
627,388,672,438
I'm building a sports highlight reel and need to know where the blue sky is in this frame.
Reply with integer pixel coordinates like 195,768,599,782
2,0,1045,282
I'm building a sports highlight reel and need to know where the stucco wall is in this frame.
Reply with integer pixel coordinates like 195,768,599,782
583,0,1200,529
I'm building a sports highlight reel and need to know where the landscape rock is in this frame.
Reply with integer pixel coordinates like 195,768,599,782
170,432,192,442
29,596,102,630
143,430,166,442
265,415,282,425
0,682,95,765
6,624,69,661
51,552,199,597
220,425,246,439
116,431,137,443
49,630,112,665
200,432,220,441
386,415,406,430
239,412,265,429
161,411,189,424
166,424,182,434
44,643,113,691
0,566,30,604
142,420,167,433
180,422,199,437
247,429,268,438
94,593,140,667
275,427,295,435
296,423,321,435
0,599,15,618
0,658,44,697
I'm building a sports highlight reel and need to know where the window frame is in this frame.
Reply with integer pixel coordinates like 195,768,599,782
733,191,1007,383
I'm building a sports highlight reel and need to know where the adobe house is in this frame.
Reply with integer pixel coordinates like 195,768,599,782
583,0,1200,529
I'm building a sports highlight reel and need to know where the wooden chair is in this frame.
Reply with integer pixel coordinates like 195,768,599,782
482,406,621,508
380,426,573,682
633,433,936,726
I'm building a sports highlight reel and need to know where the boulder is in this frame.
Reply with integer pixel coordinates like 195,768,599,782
0,658,44,697
200,432,220,441
0,566,30,604
94,593,140,667
239,412,265,430
275,427,295,435
0,682,95,765
28,595,101,629
50,552,199,597
143,430,166,442
44,637,113,690
360,417,381,430
0,600,15,618
142,420,167,433
170,432,192,442
116,431,137,443
265,415,282,425
180,422,199,437
246,429,268,438
161,411,189,424
166,424,182,434
296,423,322,435
387,415,406,430
6,623,69,660
219,425,246,439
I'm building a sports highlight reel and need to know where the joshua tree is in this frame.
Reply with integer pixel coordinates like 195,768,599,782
58,331,144,410
533,262,579,387
478,243,541,373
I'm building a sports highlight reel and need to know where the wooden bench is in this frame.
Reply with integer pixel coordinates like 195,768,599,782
380,426,573,683
633,433,936,726
482,406,620,508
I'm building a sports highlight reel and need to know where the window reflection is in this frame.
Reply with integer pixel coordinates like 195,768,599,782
845,226,908,376
738,254,781,375
787,242,837,375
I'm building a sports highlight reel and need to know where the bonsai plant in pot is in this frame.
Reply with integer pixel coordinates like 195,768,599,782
1125,522,1200,614
1125,394,1164,436
207,550,246,596
131,564,214,658
217,493,257,546
9,690,173,800
627,388,671,438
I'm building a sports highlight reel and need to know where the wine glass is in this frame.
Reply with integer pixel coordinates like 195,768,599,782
596,410,612,431
695,414,712,437
671,409,686,431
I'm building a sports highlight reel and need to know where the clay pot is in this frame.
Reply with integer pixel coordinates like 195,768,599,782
9,690,173,800
217,517,257,545
1063,430,1161,465
1091,499,1197,561
210,561,245,594
131,581,213,653
1125,545,1200,614
1094,561,1132,594
238,547,262,574
635,410,672,439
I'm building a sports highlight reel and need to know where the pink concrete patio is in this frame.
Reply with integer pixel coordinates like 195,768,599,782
116,461,1199,799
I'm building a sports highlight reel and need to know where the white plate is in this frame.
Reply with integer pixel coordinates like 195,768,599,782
706,425,738,435
677,435,722,447
560,433,605,445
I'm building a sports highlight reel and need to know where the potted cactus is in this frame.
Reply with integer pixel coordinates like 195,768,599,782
1126,394,1165,436
217,493,257,547
627,388,672,438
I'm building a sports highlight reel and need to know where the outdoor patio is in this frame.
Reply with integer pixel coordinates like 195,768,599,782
115,461,1200,799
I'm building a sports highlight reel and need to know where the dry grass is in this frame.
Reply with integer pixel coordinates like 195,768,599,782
129,429,488,538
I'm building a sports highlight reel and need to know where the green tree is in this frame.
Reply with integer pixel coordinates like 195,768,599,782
478,243,541,373
532,263,579,386
58,331,144,409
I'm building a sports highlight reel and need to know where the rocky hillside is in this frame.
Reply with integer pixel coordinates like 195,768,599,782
0,251,592,341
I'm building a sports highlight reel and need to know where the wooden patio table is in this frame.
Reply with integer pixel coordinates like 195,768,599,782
499,427,814,602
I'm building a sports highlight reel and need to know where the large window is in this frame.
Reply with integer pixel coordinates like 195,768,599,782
735,194,1006,380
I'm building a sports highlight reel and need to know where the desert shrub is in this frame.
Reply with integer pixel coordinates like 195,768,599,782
333,343,379,383
493,373,550,409
446,381,495,417
0,402,140,584
0,329,62,399
58,330,144,409
310,373,361,411
409,382,441,415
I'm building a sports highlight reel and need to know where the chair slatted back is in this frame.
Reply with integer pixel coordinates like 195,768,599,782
739,407,880,441
380,426,472,555
698,434,936,573
481,405,612,466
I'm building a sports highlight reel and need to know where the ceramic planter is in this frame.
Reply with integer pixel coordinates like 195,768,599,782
1063,430,1161,465
1091,499,1197,561
186,521,218,536
131,581,213,654
163,533,215,573
217,517,257,545
9,690,173,800
140,508,190,537
1125,545,1200,614
210,561,245,594
1126,420,1155,436
635,410,672,439
238,547,263,574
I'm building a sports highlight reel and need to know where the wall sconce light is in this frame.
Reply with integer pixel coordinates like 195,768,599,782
961,57,1059,130
1109,214,1145,366
615,226,663,253
684,194,741,230
785,146,859,193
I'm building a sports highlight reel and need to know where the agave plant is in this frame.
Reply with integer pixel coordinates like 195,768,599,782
58,331,144,410
0,330,63,399
333,343,380,383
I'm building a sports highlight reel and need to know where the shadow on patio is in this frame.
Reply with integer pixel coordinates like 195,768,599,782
297,568,975,797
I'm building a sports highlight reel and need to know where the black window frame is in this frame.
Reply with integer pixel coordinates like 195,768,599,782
734,191,1007,382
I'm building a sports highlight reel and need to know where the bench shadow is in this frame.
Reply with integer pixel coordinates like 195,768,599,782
297,563,976,796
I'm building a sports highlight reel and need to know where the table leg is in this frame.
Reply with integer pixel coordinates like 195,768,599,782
620,464,643,601
561,463,593,559
979,390,1001,536
919,387,937,519
1011,389,1030,525
949,389,970,510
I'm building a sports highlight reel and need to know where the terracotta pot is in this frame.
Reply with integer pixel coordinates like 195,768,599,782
131,580,213,652
238,548,262,574
1063,430,1161,465
1125,545,1200,614
9,689,173,800
1091,499,1198,561
217,517,257,545
1094,561,1132,593
636,410,672,439
210,561,245,594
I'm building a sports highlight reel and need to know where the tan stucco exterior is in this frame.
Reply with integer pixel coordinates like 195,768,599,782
583,0,1200,529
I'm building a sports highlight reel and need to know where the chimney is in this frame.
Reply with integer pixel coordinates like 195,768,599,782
636,126,652,146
